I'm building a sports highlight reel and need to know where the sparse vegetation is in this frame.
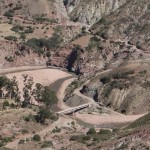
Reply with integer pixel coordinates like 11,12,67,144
4,36,17,42
26,33,63,55
101,69,135,97
87,128,96,135
41,141,53,148
52,126,61,133
34,15,58,24
35,108,58,124
3,10,14,17
18,139,25,144
126,113,150,129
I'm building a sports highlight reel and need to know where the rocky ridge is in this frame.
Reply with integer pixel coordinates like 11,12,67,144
65,0,127,25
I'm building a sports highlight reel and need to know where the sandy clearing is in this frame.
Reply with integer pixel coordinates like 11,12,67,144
0,66,46,75
71,34,92,47
75,113,145,125
6,68,72,104
0,23,18,40
6,68,72,86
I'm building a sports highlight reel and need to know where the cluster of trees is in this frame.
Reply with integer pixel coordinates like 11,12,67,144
32,83,58,108
0,74,58,124
0,74,58,109
0,76,21,104
22,74,58,109
26,33,64,55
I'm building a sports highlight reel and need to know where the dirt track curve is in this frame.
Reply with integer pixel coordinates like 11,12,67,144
0,66,145,149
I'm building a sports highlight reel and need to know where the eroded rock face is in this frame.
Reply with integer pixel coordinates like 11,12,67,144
66,0,126,25
91,0,150,49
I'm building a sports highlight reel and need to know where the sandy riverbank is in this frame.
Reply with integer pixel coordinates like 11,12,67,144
75,113,145,127
6,68,72,104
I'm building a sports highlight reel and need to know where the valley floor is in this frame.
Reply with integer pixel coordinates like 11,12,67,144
0,66,148,150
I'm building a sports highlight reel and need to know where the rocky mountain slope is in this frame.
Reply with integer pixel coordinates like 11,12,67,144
0,0,150,150
91,0,150,49
0,0,66,21
81,59,150,115
65,0,127,25
49,0,150,75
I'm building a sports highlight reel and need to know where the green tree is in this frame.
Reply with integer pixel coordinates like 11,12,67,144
3,101,9,109
5,76,17,99
22,87,31,107
0,76,8,89
22,75,34,106
41,86,58,108
32,83,44,104
35,108,53,124
33,134,41,141
87,128,96,135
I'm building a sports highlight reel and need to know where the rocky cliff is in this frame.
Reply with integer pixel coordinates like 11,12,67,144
91,0,150,49
81,60,150,115
65,0,127,25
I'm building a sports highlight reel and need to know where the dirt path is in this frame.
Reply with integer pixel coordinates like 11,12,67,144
3,66,74,149
2,66,146,149
57,77,76,110
5,116,73,149
75,113,145,126
66,69,124,116
71,69,146,126
0,66,46,75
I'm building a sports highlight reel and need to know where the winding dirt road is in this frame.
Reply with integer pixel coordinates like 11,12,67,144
0,66,145,149
71,70,145,126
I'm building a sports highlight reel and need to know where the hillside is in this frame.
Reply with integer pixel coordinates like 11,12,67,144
66,0,127,25
91,0,150,50
0,0,150,150
80,60,150,115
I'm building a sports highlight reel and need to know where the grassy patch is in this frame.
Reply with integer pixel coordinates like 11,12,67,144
126,113,150,129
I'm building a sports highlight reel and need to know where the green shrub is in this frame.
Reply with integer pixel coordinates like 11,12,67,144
21,129,29,134
5,36,17,42
4,10,14,17
35,108,58,124
20,33,26,41
100,76,111,84
2,137,13,143
5,56,14,62
92,134,111,141
34,16,57,24
24,114,34,122
41,141,53,148
25,26,34,34
142,81,150,88
33,134,41,141
18,139,25,144
71,121,75,126
52,126,61,133
69,135,81,141
148,4,150,10
3,101,9,108
99,18,107,24
98,129,111,135
87,128,96,135
11,25,24,32
0,142,4,147
82,135,91,141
